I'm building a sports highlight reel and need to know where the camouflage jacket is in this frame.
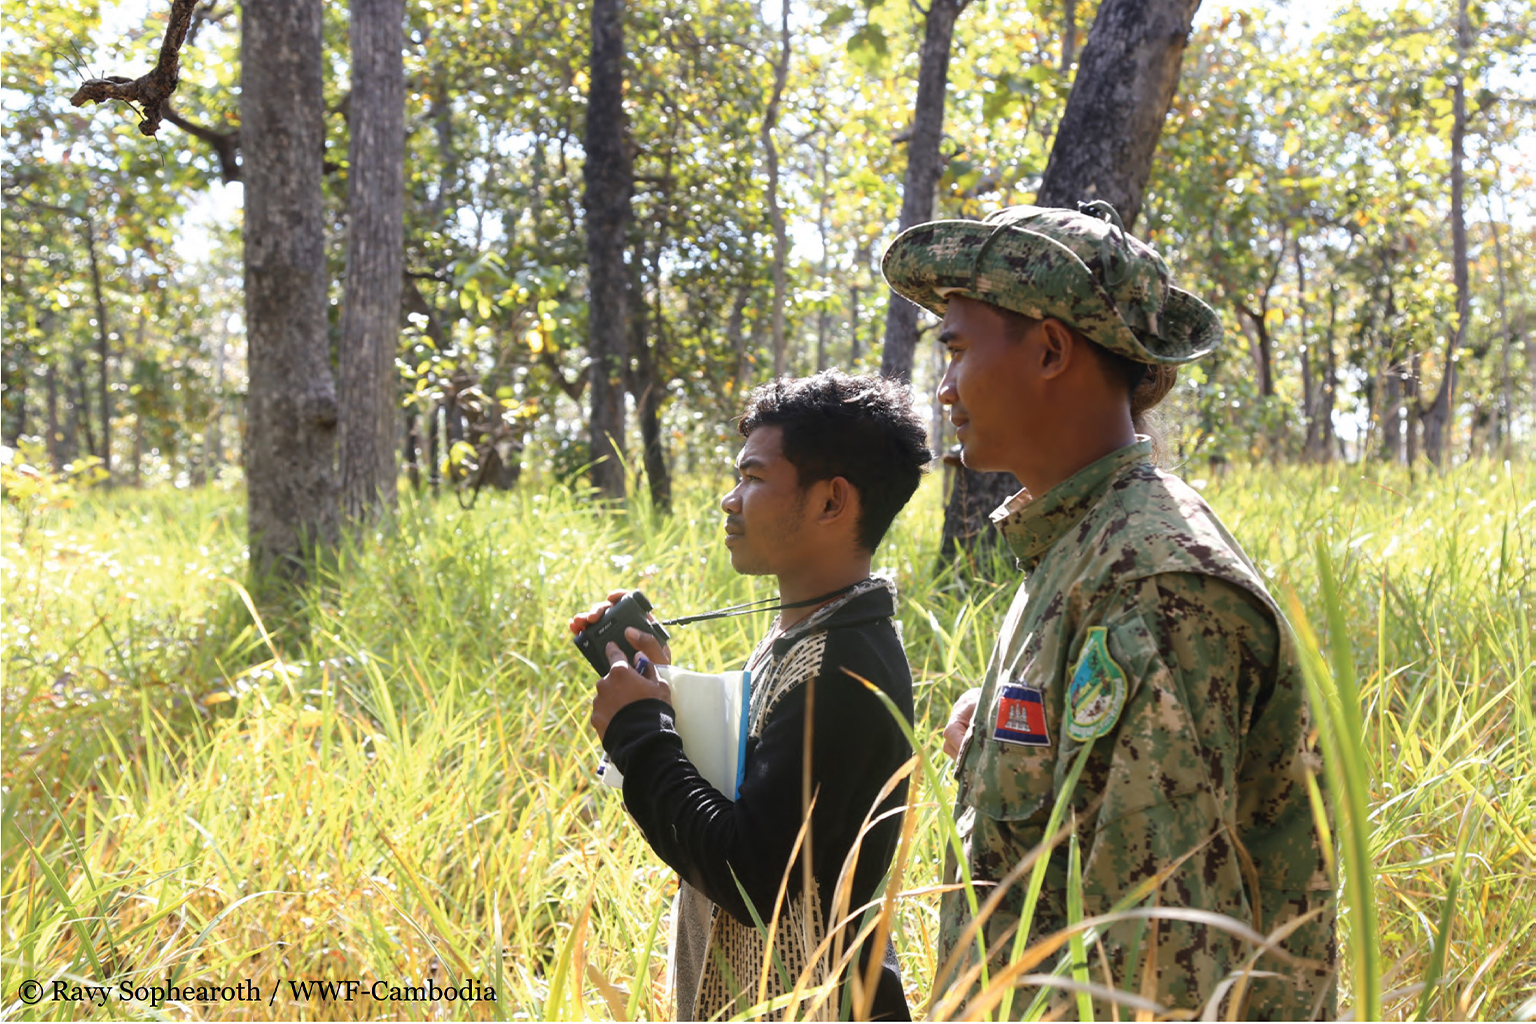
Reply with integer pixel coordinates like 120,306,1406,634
938,441,1336,1020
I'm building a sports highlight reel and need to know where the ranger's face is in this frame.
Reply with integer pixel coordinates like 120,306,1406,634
937,296,1040,475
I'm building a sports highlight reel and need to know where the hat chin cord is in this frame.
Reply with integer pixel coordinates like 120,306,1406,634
967,221,1036,294
1076,200,1132,289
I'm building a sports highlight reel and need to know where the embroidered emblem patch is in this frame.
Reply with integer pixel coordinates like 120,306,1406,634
992,683,1050,747
1065,626,1127,742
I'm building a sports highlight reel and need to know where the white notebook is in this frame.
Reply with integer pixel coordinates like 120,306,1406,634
599,665,751,800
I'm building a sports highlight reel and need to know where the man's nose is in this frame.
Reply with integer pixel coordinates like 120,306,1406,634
937,364,958,406
720,487,741,513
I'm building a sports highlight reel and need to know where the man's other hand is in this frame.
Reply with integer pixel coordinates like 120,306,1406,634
591,642,673,743
568,589,674,665
942,687,983,759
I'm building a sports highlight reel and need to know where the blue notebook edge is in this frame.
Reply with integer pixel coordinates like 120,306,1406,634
734,669,751,797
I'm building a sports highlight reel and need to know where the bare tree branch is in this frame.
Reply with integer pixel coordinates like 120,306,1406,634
69,0,199,136
183,1,232,51
162,104,240,181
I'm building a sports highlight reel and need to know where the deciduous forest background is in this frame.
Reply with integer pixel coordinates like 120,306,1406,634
4,0,1532,520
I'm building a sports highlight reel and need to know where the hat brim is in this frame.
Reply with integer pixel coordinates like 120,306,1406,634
1151,288,1222,364
881,219,1221,365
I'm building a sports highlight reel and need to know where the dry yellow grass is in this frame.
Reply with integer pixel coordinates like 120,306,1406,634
2,459,1531,1019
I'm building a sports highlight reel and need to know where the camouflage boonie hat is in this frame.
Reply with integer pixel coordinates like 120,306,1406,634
881,202,1222,365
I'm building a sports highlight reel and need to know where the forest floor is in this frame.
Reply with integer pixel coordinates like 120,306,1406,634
2,460,1533,1021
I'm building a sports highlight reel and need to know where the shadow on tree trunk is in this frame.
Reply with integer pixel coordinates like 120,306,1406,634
938,456,1018,570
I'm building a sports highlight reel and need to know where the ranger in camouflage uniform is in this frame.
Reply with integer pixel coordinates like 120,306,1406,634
881,204,1336,1019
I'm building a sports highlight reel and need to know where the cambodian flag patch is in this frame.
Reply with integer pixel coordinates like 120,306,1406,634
993,683,1050,746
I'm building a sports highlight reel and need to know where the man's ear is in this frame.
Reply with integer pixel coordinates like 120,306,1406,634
1036,318,1077,380
818,476,857,524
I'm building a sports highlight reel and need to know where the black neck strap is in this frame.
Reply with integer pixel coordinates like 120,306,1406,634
659,579,867,627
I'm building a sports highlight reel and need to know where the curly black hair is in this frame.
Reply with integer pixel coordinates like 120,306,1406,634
738,372,933,551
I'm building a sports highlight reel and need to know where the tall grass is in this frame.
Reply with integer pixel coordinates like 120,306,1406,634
2,459,1531,1020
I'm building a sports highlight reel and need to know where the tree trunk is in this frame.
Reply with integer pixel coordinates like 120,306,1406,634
428,68,454,221
940,449,1012,562
209,318,225,479
242,0,338,589
748,305,768,388
1061,0,1078,69
942,0,1199,555
631,256,671,512
584,0,633,499
2,350,25,447
1239,305,1275,398
1312,281,1339,463
45,362,61,471
930,340,947,465
1407,351,1422,467
445,381,464,447
816,159,831,373
1487,196,1515,459
189,337,206,484
1296,243,1319,459
496,429,525,490
1421,0,1472,467
763,0,791,376
403,404,421,491
339,0,405,520
131,403,143,485
427,401,441,491
191,422,206,487
1376,271,1401,463
71,351,96,468
879,0,968,381
130,307,147,486
401,278,451,486
849,282,861,365
83,214,113,480
1380,363,1403,464
62,386,79,467
1035,0,1202,230
726,282,750,395
1466,403,1492,459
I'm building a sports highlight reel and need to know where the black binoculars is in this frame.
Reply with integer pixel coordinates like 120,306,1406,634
573,590,671,676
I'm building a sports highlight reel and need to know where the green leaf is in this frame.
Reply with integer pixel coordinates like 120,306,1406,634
846,24,888,71
983,86,1019,123
823,4,855,29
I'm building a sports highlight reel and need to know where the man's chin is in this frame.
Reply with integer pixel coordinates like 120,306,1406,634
725,548,769,576
957,444,1002,474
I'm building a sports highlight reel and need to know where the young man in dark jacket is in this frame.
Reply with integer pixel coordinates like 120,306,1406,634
571,372,931,1020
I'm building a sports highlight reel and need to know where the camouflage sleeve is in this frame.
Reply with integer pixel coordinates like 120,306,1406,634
1072,571,1282,1015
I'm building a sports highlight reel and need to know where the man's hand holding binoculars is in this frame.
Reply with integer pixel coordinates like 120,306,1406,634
569,590,674,743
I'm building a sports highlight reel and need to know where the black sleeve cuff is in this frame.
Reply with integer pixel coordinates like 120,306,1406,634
601,697,680,776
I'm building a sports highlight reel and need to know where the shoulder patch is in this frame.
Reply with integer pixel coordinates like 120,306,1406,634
992,683,1050,747
1065,626,1127,742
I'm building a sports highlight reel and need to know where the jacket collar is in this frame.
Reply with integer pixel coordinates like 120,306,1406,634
770,576,896,656
990,440,1152,572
